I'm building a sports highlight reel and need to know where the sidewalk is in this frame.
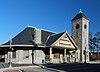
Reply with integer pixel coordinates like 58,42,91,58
89,61,100,64
0,65,39,72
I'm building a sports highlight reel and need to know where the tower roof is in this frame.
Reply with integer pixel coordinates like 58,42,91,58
71,12,89,21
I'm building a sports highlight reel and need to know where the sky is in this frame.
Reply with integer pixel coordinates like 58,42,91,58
0,0,100,44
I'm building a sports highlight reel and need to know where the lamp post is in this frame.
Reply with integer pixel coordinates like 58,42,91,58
9,39,12,68
9,48,12,67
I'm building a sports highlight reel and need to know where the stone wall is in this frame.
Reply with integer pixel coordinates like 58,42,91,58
34,50,45,64
5,50,32,64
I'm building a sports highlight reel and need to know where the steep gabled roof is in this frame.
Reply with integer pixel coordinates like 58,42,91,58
46,32,78,50
71,12,89,21
46,32,65,46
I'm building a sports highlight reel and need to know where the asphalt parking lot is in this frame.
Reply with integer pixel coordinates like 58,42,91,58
0,62,100,72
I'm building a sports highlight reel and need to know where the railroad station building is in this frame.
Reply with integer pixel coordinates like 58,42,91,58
0,11,89,64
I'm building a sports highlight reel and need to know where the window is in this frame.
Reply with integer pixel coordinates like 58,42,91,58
23,50,29,58
76,24,80,29
84,24,87,29
12,50,16,58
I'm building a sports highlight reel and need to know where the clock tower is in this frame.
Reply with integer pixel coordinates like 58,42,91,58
71,10,89,62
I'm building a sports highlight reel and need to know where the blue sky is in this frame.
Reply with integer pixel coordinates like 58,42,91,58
0,0,100,44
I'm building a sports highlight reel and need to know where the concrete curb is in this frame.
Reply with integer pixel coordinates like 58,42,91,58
89,61,100,64
39,65,66,72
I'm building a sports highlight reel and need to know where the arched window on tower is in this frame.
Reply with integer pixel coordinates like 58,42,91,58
75,24,79,37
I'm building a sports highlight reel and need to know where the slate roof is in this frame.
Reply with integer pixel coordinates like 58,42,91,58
4,27,36,45
71,12,89,21
2,27,78,50
4,27,55,46
41,30,55,45
46,32,65,46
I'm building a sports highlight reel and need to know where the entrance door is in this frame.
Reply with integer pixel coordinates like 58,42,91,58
32,50,34,64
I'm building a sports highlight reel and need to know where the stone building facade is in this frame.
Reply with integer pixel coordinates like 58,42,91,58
72,11,89,62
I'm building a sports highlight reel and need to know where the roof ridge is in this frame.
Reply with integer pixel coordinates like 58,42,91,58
49,32,65,37
27,26,56,34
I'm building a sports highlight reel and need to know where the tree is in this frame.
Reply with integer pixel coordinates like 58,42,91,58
89,32,95,61
89,32,95,53
94,32,100,60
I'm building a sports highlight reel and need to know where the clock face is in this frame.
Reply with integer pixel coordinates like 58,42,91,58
84,24,87,29
76,24,80,29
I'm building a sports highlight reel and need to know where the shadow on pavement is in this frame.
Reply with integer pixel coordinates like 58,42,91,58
43,63,100,72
